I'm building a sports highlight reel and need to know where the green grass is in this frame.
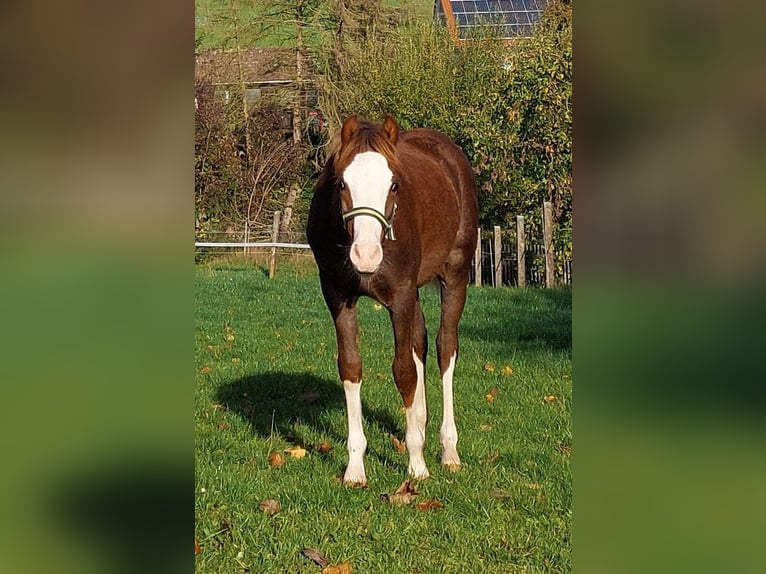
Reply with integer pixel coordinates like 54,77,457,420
195,261,571,572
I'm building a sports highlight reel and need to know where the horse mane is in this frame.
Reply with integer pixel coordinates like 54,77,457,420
332,119,400,175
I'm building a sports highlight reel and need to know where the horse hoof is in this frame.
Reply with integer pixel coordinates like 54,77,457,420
342,478,367,488
443,462,461,472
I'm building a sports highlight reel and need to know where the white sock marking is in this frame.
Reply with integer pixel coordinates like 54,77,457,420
343,380,367,484
440,353,461,467
406,350,429,479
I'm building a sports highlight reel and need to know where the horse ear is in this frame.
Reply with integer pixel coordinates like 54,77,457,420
382,115,399,146
341,115,359,147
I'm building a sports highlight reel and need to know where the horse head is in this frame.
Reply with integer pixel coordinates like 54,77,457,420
335,115,401,274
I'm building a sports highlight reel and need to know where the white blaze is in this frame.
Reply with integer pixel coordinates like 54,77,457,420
342,151,393,273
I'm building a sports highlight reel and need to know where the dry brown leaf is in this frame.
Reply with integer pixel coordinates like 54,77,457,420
200,365,212,374
298,391,320,403
544,395,557,403
301,547,329,567
484,363,496,372
484,450,500,464
416,499,444,511
194,537,202,555
387,480,419,506
485,393,495,404
268,451,286,468
501,365,514,376
258,499,281,516
316,441,333,454
390,434,406,453
285,446,307,459
322,563,352,574
225,334,235,342
217,421,229,431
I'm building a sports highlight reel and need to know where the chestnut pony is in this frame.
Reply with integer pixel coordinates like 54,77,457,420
307,115,478,485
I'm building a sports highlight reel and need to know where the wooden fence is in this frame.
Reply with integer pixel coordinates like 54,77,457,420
195,202,571,287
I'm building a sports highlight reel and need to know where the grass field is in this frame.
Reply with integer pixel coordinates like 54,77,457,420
195,261,571,573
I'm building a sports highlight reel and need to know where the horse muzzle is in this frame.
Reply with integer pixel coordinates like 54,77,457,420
350,241,383,274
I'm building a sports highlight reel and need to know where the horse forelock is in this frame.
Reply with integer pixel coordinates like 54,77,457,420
334,121,399,177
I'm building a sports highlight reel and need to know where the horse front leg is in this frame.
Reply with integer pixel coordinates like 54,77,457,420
390,290,430,480
322,283,367,486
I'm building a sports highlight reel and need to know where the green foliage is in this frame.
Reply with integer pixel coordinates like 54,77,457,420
316,2,572,248
195,263,571,572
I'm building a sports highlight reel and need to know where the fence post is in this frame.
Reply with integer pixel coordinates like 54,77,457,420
543,201,555,287
493,225,502,287
516,215,526,288
269,211,281,279
474,227,482,286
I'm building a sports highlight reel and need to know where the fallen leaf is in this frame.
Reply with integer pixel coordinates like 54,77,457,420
225,334,235,342
485,394,495,404
301,547,329,567
298,391,320,403
217,421,229,431
387,480,418,506
285,446,307,459
526,482,543,490
544,395,557,403
416,499,444,511
372,303,382,311
194,537,201,555
390,434,406,453
322,563,352,574
486,386,499,403
231,357,240,363
268,451,286,468
484,450,500,463
557,441,572,455
480,424,495,431
316,441,333,453
484,363,496,372
200,365,212,374
258,499,281,515
211,403,226,411
501,365,514,376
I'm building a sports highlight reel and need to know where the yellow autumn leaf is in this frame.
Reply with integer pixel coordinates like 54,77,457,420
484,363,495,372
501,365,513,376
485,393,495,404
372,303,382,311
322,563,352,574
544,395,557,403
284,446,307,459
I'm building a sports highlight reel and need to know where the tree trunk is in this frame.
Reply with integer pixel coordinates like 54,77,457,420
278,184,301,241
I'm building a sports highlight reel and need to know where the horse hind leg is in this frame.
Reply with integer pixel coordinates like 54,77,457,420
437,276,469,470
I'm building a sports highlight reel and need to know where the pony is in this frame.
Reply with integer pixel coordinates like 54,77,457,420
307,115,478,485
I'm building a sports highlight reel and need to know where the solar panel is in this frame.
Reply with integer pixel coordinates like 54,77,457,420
435,0,551,40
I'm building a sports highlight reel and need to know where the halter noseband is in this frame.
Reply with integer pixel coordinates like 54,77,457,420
342,205,397,241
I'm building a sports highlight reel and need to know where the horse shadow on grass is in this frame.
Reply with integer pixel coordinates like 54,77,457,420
216,372,405,473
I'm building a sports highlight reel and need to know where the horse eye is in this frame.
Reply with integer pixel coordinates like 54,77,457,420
390,183,399,192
